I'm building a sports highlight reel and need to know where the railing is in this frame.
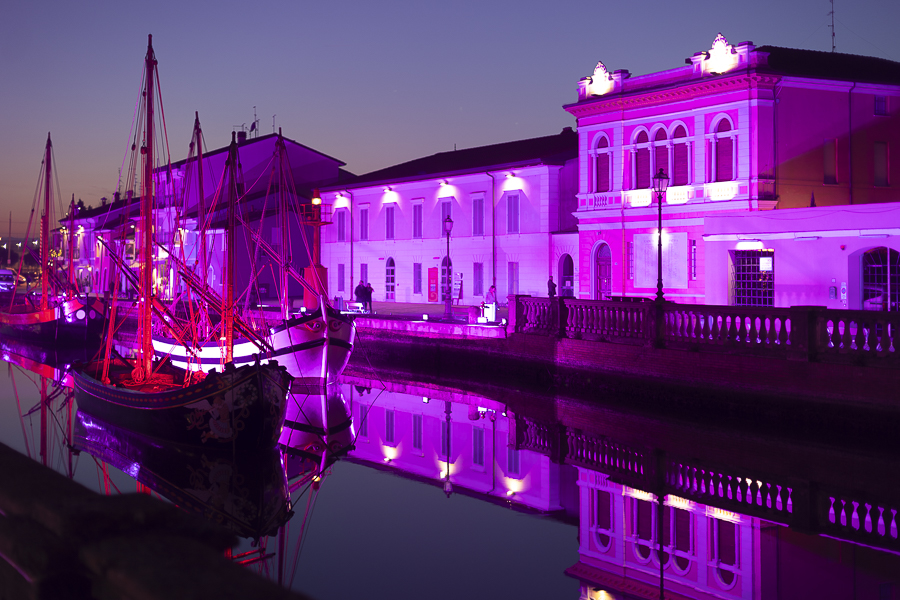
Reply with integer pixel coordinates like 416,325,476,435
662,305,794,357
666,459,794,526
818,309,899,360
516,419,900,554
508,295,900,366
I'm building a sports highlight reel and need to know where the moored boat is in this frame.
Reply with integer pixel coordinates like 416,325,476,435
0,135,105,345
72,35,291,453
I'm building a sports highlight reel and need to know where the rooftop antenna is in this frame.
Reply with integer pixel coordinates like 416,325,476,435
251,106,260,138
829,0,835,52
272,114,276,134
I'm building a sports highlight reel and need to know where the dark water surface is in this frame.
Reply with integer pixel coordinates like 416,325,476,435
3,337,900,599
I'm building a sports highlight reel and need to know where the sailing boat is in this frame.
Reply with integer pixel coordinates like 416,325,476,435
0,134,105,344
72,35,291,452
150,130,355,389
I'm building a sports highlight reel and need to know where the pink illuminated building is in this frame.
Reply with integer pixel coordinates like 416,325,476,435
568,34,900,307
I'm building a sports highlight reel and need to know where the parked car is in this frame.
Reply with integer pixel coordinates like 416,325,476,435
0,269,16,292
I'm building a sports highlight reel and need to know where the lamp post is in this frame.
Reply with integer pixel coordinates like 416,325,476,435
652,168,669,302
443,401,452,497
443,215,454,321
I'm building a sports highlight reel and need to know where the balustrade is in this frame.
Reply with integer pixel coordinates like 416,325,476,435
820,488,900,552
565,430,647,483
663,305,793,356
507,295,900,366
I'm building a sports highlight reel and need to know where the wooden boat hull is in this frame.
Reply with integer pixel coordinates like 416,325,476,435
74,410,291,539
72,359,292,453
0,297,105,345
152,304,355,387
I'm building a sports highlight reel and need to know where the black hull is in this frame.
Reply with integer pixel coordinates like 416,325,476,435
73,360,292,453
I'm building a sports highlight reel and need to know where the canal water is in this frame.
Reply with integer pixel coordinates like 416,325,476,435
1,337,899,599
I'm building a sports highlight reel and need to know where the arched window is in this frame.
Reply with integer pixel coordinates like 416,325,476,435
385,257,396,301
595,136,611,192
673,125,689,186
653,128,668,181
441,256,453,301
559,254,575,297
862,247,900,311
634,131,651,189
715,119,734,182
594,244,611,299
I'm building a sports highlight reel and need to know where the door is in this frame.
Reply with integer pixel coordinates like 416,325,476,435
594,244,611,299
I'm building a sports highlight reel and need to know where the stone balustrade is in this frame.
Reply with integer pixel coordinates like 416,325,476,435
509,295,900,366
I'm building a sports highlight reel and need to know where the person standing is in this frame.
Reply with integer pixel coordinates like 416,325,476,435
548,275,557,298
354,280,366,309
365,282,374,312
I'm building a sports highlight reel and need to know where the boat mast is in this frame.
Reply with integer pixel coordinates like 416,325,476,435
223,132,238,363
139,34,157,381
40,133,51,311
277,130,290,320
68,195,76,299
192,112,209,337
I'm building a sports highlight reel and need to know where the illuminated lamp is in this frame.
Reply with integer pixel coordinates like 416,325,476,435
311,189,322,205
652,168,669,302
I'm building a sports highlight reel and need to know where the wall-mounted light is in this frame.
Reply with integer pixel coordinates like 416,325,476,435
506,172,514,179
384,186,392,192
439,179,448,187
506,490,515,497
422,397,430,404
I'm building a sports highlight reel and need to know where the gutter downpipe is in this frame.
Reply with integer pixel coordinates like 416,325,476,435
488,172,498,288
849,82,856,204
346,190,354,291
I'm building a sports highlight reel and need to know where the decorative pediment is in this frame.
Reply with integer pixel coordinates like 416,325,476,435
590,61,614,96
707,34,739,73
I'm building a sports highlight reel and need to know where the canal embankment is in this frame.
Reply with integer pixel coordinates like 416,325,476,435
0,442,311,600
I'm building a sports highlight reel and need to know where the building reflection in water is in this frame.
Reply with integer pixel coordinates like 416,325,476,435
3,330,900,598
340,376,900,600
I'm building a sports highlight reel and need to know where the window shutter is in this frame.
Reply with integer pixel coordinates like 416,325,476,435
674,143,689,186
716,137,733,181
636,148,651,188
595,490,611,531
597,154,610,192
655,145,668,179
636,499,653,541
717,520,736,565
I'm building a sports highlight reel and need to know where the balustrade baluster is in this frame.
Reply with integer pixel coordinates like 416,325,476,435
749,316,759,345
851,501,861,530
776,485,783,511
878,507,886,536
865,503,873,533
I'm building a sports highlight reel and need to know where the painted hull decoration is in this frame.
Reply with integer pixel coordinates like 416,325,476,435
152,304,355,386
74,410,291,540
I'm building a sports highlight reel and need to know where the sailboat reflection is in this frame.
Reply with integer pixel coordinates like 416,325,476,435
280,383,355,490
73,411,292,540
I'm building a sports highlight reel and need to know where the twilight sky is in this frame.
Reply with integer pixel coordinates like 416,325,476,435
1,0,898,235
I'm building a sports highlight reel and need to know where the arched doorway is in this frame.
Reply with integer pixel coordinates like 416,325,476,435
441,256,452,301
862,247,900,311
559,254,574,297
594,244,611,300
385,257,396,301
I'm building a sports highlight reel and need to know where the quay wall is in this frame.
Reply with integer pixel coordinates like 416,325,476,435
348,316,900,409
0,442,310,600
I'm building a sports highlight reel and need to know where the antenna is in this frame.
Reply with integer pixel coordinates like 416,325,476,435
272,114,276,134
252,106,260,138
829,0,835,52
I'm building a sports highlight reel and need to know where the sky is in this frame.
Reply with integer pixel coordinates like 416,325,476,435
2,0,899,235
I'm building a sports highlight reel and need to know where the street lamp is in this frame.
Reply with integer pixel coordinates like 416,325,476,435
443,215,454,321
443,400,452,497
652,168,669,302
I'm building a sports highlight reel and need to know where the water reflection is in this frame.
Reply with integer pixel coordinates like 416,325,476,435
73,410,291,540
3,334,900,598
